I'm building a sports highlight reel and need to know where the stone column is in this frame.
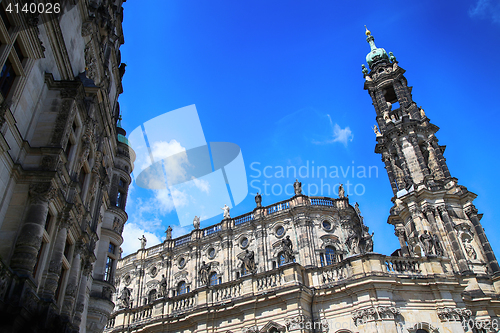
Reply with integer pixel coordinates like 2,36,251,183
437,206,469,273
62,243,83,317
10,183,56,275
391,138,413,187
409,135,431,181
74,260,92,327
382,152,398,194
42,222,68,299
429,137,451,179
425,139,445,180
465,206,500,274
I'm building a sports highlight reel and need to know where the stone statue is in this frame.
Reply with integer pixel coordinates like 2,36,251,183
361,64,368,75
347,233,359,255
166,226,172,240
338,184,345,198
199,261,211,286
282,236,295,263
391,114,397,122
361,232,374,253
138,235,147,250
193,216,200,229
372,125,382,136
221,204,230,219
419,230,434,255
240,249,256,274
389,51,396,63
433,234,443,256
464,239,477,260
119,286,131,308
159,274,168,297
293,179,302,196
419,107,426,118
255,192,262,208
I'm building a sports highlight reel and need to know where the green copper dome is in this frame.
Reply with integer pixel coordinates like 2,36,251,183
117,117,130,146
365,27,389,69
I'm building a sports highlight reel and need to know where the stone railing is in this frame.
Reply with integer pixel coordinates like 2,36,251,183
319,260,352,285
147,244,163,256
266,199,291,215
203,224,221,236
384,257,421,274
211,280,243,303
171,292,197,313
174,235,191,247
234,212,254,226
256,269,284,291
130,305,153,323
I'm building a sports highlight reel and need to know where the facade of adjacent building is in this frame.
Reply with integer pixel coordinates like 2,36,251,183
0,1,134,332
107,29,500,333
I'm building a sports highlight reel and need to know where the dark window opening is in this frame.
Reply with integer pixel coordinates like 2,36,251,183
0,6,11,31
116,191,124,208
63,238,71,259
320,253,325,267
13,41,24,64
78,168,86,190
54,268,66,301
44,212,51,231
325,246,336,265
104,256,114,282
33,242,45,277
108,243,115,254
118,178,125,187
177,281,188,295
384,85,398,104
209,272,218,286
0,58,16,98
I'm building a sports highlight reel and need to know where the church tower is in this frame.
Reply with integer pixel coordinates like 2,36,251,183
362,27,499,285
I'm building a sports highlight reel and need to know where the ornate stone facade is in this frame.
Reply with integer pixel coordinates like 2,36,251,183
106,30,500,333
0,1,134,332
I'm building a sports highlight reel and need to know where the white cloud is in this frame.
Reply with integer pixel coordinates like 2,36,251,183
469,0,500,24
192,178,210,193
312,114,353,147
121,223,161,256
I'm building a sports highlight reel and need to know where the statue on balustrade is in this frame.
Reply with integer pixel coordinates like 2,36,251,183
119,287,131,308
338,184,345,198
433,234,443,256
221,204,231,219
138,235,147,250
293,179,302,196
360,232,374,253
255,192,262,208
199,261,211,286
166,226,172,240
282,236,295,263
193,216,200,229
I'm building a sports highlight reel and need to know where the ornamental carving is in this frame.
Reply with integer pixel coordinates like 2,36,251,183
437,307,472,322
352,306,400,325
29,183,56,204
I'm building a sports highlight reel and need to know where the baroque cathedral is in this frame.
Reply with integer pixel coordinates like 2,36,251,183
105,29,500,333
0,0,134,332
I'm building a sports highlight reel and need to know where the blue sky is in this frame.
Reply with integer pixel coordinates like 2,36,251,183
118,0,500,257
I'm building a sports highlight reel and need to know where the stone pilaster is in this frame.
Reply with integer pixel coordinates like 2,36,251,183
465,205,500,274
42,223,68,299
425,139,445,180
382,152,398,194
429,138,451,179
409,134,431,182
62,243,83,318
437,205,468,273
10,182,56,276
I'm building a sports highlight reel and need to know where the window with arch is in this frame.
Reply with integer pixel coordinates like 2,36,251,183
177,281,189,295
148,289,157,303
278,252,286,267
209,272,219,286
325,246,336,265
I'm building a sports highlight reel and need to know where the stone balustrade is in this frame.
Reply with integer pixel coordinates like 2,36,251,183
107,254,450,332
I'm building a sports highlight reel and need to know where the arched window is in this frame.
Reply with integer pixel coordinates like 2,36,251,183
148,289,157,303
325,246,336,265
177,281,188,295
278,252,286,267
209,272,219,286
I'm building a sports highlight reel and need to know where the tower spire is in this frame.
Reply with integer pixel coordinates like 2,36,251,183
362,32,500,279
